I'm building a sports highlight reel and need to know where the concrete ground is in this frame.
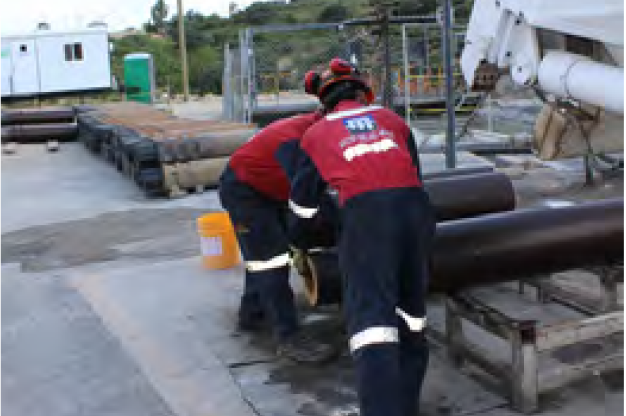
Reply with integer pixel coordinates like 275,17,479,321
2,137,623,416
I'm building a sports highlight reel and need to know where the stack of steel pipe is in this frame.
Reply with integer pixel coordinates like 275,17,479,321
297,168,623,305
301,168,512,250
76,102,257,196
1,107,78,143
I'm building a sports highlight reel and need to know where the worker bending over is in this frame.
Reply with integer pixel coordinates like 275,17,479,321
288,58,435,416
219,112,336,364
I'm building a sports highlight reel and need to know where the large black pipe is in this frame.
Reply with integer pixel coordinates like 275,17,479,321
424,171,514,222
1,123,78,142
306,171,516,249
1,107,76,125
302,198,623,306
307,171,514,249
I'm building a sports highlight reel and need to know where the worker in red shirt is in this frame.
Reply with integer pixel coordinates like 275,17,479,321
288,58,435,416
219,112,336,364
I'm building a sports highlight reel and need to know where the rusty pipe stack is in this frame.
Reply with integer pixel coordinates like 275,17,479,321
301,198,624,306
76,102,256,196
1,107,78,143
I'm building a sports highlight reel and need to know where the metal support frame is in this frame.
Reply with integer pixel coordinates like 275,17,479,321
527,266,623,315
251,16,437,33
444,269,623,413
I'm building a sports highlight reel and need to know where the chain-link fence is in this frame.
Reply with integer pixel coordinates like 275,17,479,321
250,24,357,111
397,24,468,135
223,20,471,124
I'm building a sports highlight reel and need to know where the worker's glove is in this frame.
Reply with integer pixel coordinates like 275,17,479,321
289,246,311,277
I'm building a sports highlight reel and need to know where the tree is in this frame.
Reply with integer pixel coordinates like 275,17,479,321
151,0,169,35
318,4,348,23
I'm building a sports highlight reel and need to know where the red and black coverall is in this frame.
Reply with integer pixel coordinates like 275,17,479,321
219,112,335,342
288,100,435,416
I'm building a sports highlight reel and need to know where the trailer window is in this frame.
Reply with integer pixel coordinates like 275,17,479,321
64,44,73,61
64,43,83,61
73,43,83,60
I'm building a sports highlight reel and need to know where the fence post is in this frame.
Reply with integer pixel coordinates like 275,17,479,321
442,0,456,168
402,24,411,125
222,43,232,120
246,28,256,122
382,11,393,108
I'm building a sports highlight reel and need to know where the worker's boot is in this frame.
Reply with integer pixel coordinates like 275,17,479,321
277,331,337,364
237,294,266,332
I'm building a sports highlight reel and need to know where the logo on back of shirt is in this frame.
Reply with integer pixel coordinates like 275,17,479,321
343,115,377,134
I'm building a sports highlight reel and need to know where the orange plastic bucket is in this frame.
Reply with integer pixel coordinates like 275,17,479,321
197,212,240,269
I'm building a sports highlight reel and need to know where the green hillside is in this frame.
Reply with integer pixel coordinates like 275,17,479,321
110,0,474,96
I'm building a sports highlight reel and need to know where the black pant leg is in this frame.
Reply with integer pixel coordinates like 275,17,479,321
340,196,404,416
397,190,435,416
219,167,299,340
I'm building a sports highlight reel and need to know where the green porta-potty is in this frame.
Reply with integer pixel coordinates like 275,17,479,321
123,53,155,103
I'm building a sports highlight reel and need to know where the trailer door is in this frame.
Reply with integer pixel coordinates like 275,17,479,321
1,42,12,96
10,39,39,95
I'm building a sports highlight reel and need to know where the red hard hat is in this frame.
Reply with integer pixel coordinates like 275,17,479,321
304,58,374,104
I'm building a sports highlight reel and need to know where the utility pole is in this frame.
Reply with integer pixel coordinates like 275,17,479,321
441,0,456,168
177,0,189,101
368,1,395,108
381,9,393,108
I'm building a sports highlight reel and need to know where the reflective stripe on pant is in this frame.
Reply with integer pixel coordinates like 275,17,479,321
219,166,298,341
340,187,435,416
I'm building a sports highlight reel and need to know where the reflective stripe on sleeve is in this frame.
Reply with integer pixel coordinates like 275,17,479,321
246,253,291,272
289,199,319,219
395,308,427,332
349,326,399,352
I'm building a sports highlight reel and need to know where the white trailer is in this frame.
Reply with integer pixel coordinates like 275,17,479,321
1,27,111,98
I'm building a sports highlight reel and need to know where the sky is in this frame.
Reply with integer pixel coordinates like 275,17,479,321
0,0,261,35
